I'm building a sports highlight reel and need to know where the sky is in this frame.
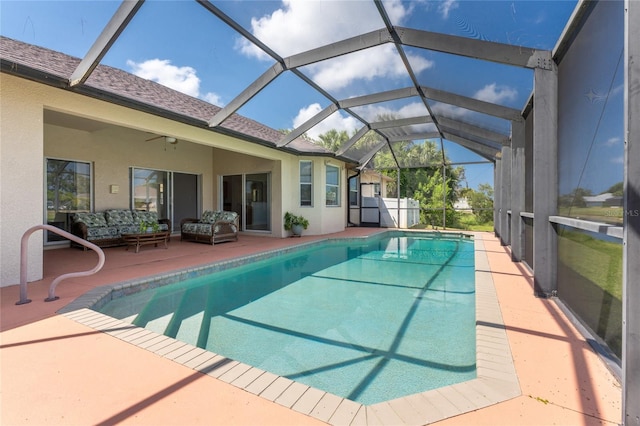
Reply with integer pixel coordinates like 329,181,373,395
2,0,619,193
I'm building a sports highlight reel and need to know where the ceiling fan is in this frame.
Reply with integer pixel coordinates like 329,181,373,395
145,135,179,150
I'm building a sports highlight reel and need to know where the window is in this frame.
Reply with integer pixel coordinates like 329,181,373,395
349,176,359,206
300,161,312,206
131,168,170,219
45,158,92,243
326,164,340,206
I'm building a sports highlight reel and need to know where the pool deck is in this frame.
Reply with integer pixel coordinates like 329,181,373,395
1,229,622,425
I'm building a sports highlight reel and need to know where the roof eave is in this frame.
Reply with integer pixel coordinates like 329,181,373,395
1,60,357,165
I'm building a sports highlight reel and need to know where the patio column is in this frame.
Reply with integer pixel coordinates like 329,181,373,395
494,158,502,238
510,120,526,262
500,145,512,246
532,64,558,298
623,0,640,422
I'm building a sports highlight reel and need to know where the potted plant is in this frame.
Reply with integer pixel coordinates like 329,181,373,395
284,212,309,236
139,220,160,234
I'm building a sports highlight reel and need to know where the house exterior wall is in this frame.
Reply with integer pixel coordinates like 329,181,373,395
1,74,45,286
212,149,284,236
44,124,216,212
280,158,346,237
0,73,348,286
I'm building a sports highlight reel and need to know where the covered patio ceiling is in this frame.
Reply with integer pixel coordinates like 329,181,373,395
7,0,579,169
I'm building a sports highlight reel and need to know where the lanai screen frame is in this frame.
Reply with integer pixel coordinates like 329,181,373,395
8,0,636,421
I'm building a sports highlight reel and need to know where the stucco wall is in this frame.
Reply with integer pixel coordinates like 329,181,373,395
1,73,349,286
1,75,45,286
44,124,216,212
213,151,348,238
281,158,347,237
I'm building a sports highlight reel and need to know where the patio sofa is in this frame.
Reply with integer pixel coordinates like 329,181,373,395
180,210,239,245
70,209,171,249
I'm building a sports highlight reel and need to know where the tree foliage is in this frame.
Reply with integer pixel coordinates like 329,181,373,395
605,182,623,197
313,117,474,228
559,187,593,208
466,183,494,223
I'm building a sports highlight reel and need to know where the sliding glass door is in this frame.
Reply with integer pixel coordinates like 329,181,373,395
132,168,199,232
132,169,170,220
223,173,271,232
45,158,92,244
245,173,270,231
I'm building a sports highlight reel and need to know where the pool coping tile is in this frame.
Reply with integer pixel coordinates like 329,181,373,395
59,231,521,426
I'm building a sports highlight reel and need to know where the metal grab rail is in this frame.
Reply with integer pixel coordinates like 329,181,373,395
17,224,105,305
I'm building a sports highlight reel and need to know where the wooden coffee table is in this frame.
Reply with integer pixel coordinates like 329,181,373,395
122,231,170,253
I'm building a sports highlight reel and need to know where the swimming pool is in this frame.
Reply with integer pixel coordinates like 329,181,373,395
62,230,520,424
97,232,476,405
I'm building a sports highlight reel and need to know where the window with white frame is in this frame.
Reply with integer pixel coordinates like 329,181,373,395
326,164,340,206
349,176,359,206
300,160,312,206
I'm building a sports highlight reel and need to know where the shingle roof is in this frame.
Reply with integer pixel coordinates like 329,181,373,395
0,36,336,158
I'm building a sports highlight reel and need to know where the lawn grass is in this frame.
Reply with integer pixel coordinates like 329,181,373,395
411,212,494,232
558,229,622,300
558,206,623,225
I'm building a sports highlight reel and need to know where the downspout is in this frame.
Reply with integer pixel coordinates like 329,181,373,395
397,167,401,228
347,169,361,227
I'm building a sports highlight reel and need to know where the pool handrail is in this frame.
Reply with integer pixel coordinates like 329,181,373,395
17,224,105,305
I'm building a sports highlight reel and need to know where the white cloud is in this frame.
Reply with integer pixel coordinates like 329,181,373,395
353,101,428,122
437,0,459,19
473,83,517,104
202,92,223,106
610,84,624,97
611,155,624,164
310,46,433,91
239,0,409,59
431,102,468,119
604,136,621,147
293,103,360,140
127,59,223,106
236,0,426,91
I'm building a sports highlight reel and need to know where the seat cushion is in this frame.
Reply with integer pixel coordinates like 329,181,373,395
200,210,219,224
117,225,141,235
133,210,159,224
74,212,107,228
182,222,212,236
85,226,119,241
105,209,135,226
218,211,238,223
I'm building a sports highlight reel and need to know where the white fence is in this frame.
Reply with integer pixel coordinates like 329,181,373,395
360,197,420,228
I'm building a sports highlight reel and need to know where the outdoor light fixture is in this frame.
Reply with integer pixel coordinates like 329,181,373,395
165,136,177,144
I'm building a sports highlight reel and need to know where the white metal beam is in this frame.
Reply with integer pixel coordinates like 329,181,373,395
357,140,389,168
335,126,370,156
69,0,144,87
441,131,499,160
437,117,511,146
532,65,558,298
421,86,523,121
384,132,441,143
284,28,392,69
208,62,285,127
624,0,640,422
277,103,339,147
338,87,419,109
370,116,433,130
397,26,553,70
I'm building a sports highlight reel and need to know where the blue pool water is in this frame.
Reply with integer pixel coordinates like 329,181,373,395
98,233,476,405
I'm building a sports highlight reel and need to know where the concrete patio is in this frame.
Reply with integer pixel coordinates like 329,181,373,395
0,229,621,425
